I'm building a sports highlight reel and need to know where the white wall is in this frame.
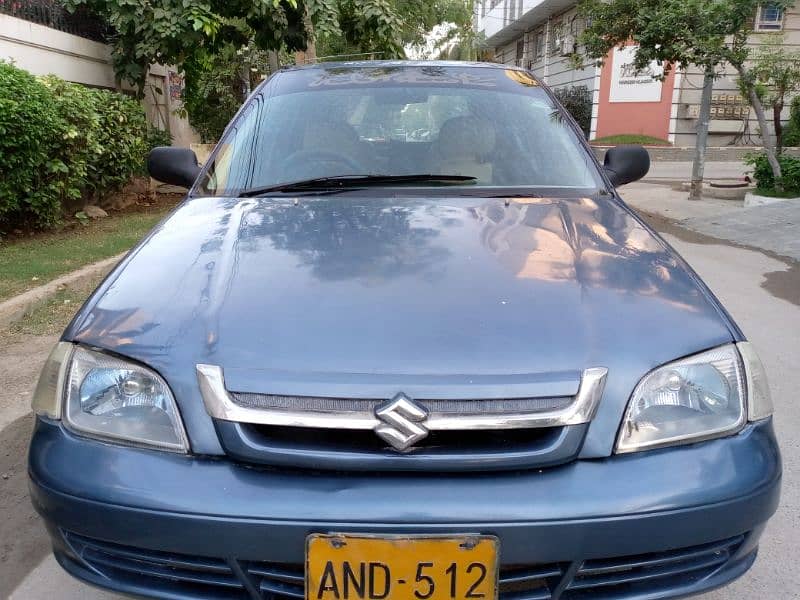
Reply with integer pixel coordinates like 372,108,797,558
0,13,115,87
487,3,598,140
492,5,595,89
0,13,199,147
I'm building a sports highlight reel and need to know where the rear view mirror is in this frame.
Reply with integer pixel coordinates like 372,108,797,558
603,145,650,187
148,147,201,188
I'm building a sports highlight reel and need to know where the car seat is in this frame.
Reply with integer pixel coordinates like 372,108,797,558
433,116,496,183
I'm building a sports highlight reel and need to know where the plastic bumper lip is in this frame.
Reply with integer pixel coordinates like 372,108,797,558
29,418,781,565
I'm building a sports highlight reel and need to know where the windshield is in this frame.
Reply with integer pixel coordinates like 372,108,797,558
197,65,602,196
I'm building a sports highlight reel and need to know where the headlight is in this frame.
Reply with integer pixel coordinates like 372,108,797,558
738,342,773,421
32,344,189,453
31,342,72,419
616,344,750,454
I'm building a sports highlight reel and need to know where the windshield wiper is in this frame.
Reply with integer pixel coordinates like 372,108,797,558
238,174,477,197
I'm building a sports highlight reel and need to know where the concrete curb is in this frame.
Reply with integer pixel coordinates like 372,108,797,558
0,253,124,329
744,192,800,207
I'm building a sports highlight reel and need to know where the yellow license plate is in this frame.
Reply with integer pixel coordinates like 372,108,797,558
306,534,499,600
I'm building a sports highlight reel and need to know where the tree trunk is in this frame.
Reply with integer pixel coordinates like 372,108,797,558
689,68,714,201
268,50,280,76
303,4,317,62
240,67,251,98
774,99,784,155
739,66,783,191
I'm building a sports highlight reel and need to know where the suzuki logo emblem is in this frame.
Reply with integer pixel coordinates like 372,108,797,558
374,393,429,451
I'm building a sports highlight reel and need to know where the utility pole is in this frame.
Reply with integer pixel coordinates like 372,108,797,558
689,68,714,201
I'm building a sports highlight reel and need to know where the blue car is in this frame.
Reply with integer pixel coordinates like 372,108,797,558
29,62,780,600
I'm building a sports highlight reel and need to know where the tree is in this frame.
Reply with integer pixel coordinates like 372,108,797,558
309,0,474,60
182,42,273,142
63,0,455,93
62,0,308,95
67,0,473,142
749,33,800,154
577,0,793,194
306,0,403,59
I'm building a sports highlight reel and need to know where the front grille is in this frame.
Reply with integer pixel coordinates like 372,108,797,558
219,391,582,472
63,531,747,600
562,535,745,598
246,562,305,598
215,420,588,472
199,365,608,472
63,531,247,598
244,423,563,455
248,536,746,600
231,392,574,415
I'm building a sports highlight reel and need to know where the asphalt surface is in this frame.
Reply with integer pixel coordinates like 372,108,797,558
682,201,800,261
1,192,798,600
644,161,749,183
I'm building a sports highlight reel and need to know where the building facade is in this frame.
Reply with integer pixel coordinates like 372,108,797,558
476,0,800,146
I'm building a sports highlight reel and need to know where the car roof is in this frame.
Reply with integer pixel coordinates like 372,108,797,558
282,60,527,73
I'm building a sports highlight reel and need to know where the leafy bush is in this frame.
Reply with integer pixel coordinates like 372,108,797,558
182,47,249,143
746,152,800,195
146,127,173,152
0,62,152,229
783,96,800,148
553,85,592,139
89,90,149,194
0,63,71,228
41,75,103,206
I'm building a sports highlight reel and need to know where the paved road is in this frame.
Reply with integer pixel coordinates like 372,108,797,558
1,206,798,599
644,161,749,182
682,201,800,262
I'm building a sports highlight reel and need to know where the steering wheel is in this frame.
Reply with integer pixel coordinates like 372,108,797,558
281,149,365,176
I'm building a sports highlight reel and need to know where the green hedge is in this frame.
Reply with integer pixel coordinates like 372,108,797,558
0,62,167,229
783,96,800,148
0,63,70,228
746,152,800,195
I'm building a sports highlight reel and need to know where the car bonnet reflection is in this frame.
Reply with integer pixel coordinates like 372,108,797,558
69,194,727,378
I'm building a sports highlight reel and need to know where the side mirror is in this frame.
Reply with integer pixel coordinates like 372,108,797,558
148,147,201,188
603,145,650,187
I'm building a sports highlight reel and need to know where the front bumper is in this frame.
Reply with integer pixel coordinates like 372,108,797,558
29,418,781,600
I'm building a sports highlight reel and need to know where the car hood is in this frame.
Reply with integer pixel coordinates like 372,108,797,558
66,194,736,455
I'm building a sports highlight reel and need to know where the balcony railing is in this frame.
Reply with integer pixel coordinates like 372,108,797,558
0,0,110,43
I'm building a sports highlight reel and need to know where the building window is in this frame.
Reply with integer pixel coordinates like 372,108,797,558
516,40,525,65
550,21,564,54
755,3,784,31
534,29,546,61
506,0,516,26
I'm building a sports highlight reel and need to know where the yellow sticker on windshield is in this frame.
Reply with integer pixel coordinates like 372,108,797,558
505,69,538,87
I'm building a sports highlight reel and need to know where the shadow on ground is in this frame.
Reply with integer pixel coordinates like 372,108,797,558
0,413,50,598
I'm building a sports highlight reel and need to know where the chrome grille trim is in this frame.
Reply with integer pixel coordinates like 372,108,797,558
230,393,574,415
197,365,608,431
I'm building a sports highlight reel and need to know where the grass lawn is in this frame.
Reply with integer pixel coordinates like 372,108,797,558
8,272,107,335
592,134,672,146
0,194,182,302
